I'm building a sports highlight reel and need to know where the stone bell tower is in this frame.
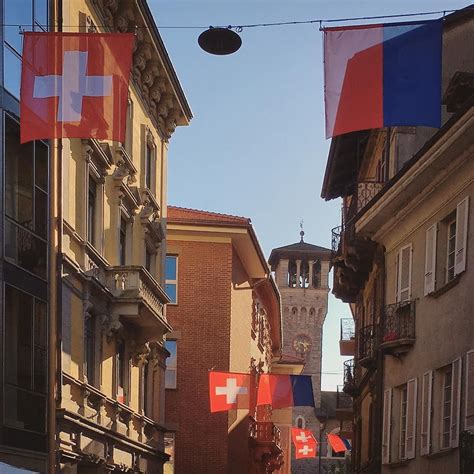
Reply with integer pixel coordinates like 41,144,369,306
269,229,331,472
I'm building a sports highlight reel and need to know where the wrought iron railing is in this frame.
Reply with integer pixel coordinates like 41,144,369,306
331,225,343,256
340,318,355,341
249,418,282,448
357,181,384,212
358,324,378,361
343,359,355,392
382,301,416,344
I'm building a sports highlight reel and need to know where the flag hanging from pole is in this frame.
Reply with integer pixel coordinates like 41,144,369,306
20,32,134,143
256,374,314,409
291,427,317,446
209,371,252,413
323,19,442,138
327,433,349,453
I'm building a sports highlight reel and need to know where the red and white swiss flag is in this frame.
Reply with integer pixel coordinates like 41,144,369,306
291,427,316,446
20,32,135,144
295,441,317,459
209,371,251,413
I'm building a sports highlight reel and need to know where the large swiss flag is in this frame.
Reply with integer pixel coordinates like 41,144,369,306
20,32,134,143
209,371,251,413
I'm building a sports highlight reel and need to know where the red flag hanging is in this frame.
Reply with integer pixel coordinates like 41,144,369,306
20,32,134,143
291,427,317,446
209,371,251,413
327,433,348,453
295,441,317,459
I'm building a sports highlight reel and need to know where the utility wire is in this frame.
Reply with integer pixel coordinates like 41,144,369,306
5,6,474,32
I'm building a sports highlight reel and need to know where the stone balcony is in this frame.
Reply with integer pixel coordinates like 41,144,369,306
336,384,353,423
101,265,171,340
380,301,416,356
249,418,284,473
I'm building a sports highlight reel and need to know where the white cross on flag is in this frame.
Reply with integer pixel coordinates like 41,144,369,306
20,32,134,143
209,371,251,413
295,443,316,459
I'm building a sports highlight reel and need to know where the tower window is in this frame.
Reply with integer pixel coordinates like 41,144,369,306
288,260,297,287
312,260,322,288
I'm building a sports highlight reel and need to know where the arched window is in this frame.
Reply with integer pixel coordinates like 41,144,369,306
312,260,322,288
288,260,297,287
300,260,309,288
296,416,306,429
291,307,298,317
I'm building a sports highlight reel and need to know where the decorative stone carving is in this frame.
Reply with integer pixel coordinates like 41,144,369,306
131,341,151,368
133,43,152,85
101,313,123,342
115,7,134,33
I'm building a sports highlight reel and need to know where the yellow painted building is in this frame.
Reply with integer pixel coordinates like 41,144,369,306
48,1,192,472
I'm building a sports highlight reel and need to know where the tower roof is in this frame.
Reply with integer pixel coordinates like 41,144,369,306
268,238,331,269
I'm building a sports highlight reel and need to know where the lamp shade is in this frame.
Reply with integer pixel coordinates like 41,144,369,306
198,27,242,55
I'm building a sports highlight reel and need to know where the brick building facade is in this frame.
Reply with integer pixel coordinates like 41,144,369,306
165,207,284,474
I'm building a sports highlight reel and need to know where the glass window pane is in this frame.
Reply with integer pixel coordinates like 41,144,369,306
5,115,34,225
165,256,177,279
4,0,33,52
35,141,48,191
5,220,47,279
4,45,22,98
165,341,177,369
34,299,47,393
5,285,33,389
35,187,47,238
4,385,46,433
165,283,176,303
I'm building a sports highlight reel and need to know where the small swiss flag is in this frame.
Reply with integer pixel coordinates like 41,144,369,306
295,442,317,459
291,427,316,446
20,32,134,143
209,371,251,413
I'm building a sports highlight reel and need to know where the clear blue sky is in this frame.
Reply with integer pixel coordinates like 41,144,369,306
152,0,468,390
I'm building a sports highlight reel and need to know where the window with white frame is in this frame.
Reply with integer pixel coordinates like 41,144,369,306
441,367,452,449
424,197,469,295
438,358,461,450
396,244,412,303
165,255,178,304
446,218,456,283
399,385,408,459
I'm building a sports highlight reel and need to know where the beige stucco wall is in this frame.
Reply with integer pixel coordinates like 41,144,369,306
379,135,474,472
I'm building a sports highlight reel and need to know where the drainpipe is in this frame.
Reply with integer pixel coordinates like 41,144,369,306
48,0,64,471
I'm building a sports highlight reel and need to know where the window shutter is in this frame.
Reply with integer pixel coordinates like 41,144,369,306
454,196,469,276
424,225,437,295
465,350,474,430
405,378,417,459
420,371,433,456
397,244,412,303
382,388,392,464
450,358,462,448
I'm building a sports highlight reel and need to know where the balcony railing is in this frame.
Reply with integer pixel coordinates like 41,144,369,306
340,318,356,356
358,324,377,367
343,359,357,395
331,225,343,257
103,266,169,318
381,301,416,354
344,180,384,227
249,418,282,449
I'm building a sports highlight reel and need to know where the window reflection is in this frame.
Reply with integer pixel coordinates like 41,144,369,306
3,45,21,99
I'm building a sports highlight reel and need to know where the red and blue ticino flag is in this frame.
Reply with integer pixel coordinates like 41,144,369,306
256,374,315,409
324,19,442,138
